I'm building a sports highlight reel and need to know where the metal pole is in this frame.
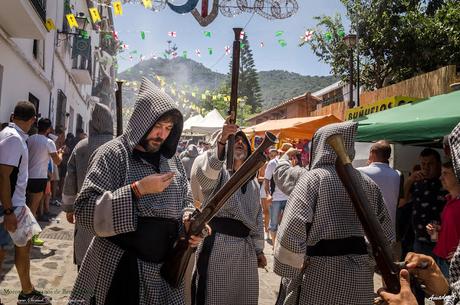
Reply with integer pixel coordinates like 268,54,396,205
115,81,124,136
349,49,354,108
356,31,360,107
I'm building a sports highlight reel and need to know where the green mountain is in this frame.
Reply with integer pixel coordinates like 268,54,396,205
117,57,337,110
258,70,338,109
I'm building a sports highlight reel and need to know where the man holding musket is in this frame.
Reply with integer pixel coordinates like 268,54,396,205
191,121,266,305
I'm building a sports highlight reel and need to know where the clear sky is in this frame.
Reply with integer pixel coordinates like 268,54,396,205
114,1,348,76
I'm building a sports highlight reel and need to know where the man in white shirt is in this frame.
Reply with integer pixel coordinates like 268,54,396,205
264,143,291,245
357,140,400,232
0,101,52,305
27,118,63,218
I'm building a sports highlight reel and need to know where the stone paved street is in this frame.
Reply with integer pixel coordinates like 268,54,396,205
0,207,434,305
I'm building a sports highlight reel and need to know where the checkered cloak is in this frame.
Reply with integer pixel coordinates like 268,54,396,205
62,103,114,266
446,122,460,305
68,78,194,305
191,134,264,305
273,121,394,305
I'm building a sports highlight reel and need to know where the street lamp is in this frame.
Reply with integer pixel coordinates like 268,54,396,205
56,13,90,45
343,34,357,108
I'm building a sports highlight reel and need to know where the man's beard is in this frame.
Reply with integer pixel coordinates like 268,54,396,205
234,149,247,161
139,137,164,153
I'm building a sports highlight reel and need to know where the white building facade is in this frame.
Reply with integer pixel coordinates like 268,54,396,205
0,0,117,134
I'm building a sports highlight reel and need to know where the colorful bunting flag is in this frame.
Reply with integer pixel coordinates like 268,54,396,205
113,31,119,41
324,32,332,42
66,14,78,28
141,31,146,40
121,43,129,50
182,51,188,59
208,48,213,55
89,7,101,23
302,30,313,42
142,0,153,9
240,42,245,48
275,31,284,37
278,39,287,47
224,46,231,56
113,1,123,16
338,29,345,38
240,31,245,40
195,49,201,57
260,42,264,48
172,52,178,58
204,31,211,37
45,18,56,31
168,31,177,37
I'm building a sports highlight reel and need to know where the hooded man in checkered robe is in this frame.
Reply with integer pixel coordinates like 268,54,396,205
68,78,199,305
191,122,266,305
441,122,460,305
273,121,395,305
62,103,114,269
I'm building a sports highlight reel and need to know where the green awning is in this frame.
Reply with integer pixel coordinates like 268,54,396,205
356,90,460,143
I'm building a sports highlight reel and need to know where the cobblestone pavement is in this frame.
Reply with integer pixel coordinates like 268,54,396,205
0,208,434,305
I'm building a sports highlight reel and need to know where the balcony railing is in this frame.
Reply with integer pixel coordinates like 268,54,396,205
29,0,46,23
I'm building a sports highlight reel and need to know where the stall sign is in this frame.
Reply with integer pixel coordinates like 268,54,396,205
346,96,420,120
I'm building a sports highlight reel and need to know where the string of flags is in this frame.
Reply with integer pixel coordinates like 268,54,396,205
121,75,246,114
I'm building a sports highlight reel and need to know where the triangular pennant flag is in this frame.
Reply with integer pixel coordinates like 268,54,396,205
324,32,332,42
260,41,264,48
168,31,177,37
278,39,287,47
224,46,231,55
140,31,145,40
45,18,56,31
208,48,213,55
338,29,345,38
66,14,78,28
240,42,245,48
121,43,129,50
195,49,201,57
142,0,153,9
182,51,188,59
89,7,101,23
113,31,119,41
204,31,211,37
275,31,284,37
113,1,123,16
240,31,245,40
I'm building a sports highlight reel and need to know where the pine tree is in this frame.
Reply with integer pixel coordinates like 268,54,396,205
228,32,263,113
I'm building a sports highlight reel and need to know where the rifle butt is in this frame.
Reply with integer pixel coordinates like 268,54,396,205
160,239,195,288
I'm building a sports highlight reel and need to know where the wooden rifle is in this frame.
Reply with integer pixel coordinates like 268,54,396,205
161,132,278,288
226,28,243,174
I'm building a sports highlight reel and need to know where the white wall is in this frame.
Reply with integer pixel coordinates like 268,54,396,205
0,37,51,122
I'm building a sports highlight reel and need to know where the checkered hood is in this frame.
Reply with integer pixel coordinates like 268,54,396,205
309,121,357,170
88,103,113,154
122,77,183,159
449,122,460,183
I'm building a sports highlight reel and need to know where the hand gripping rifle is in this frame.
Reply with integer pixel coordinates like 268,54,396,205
226,28,243,175
326,134,401,294
161,132,278,288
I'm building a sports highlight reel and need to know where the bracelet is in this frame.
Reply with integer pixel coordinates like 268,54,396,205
218,140,226,146
131,181,142,199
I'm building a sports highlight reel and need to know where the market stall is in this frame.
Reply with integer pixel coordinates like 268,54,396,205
356,90,460,144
